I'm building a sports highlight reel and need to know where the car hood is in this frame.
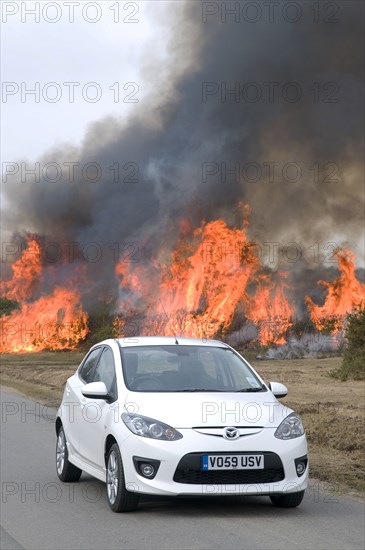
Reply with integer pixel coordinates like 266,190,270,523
123,391,293,429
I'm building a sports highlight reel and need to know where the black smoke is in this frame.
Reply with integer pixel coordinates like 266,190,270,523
2,0,364,314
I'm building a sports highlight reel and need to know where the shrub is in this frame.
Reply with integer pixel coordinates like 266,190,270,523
0,297,20,317
334,304,365,380
82,299,117,348
85,324,117,347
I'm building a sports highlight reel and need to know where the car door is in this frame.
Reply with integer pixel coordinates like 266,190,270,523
78,346,118,471
64,347,102,458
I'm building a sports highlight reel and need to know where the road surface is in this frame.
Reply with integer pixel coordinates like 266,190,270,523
1,388,364,550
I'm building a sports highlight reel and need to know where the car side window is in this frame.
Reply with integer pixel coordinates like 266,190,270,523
93,347,117,401
79,348,101,384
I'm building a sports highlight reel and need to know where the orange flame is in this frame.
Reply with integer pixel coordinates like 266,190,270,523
1,238,88,352
115,212,295,343
3,220,363,353
2,239,43,301
245,273,293,345
306,249,365,331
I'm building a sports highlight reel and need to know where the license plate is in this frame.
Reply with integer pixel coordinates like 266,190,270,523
202,454,264,470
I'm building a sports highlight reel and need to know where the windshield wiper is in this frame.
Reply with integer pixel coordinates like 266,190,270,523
174,389,225,392
236,387,264,392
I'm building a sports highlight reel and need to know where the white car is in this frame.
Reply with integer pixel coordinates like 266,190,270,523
55,337,308,512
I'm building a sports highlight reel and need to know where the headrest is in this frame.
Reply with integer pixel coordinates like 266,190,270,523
124,352,138,375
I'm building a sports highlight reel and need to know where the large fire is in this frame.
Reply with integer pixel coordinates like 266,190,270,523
1,216,364,353
116,213,295,343
2,239,43,302
1,239,88,353
245,273,293,345
306,249,365,332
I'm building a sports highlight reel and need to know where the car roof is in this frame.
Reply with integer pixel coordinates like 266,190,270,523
102,336,230,348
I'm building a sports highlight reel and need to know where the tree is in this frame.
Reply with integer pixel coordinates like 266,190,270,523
336,304,365,381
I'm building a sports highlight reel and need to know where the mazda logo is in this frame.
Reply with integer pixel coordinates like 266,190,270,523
223,427,239,440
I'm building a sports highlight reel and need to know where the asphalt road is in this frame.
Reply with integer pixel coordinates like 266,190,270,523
1,388,364,550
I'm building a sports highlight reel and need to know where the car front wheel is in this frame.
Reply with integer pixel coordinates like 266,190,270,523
270,490,305,508
106,443,139,512
56,426,82,482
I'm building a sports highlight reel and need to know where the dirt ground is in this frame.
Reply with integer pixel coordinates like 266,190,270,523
1,352,364,497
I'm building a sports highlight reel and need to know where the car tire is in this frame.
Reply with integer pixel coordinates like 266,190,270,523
270,490,305,508
106,443,139,512
56,426,82,482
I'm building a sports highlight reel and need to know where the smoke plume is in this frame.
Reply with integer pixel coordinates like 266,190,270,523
2,0,364,321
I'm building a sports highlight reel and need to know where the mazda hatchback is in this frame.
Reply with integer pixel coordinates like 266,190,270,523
55,337,308,512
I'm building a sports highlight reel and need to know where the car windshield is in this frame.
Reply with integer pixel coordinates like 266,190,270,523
120,345,265,393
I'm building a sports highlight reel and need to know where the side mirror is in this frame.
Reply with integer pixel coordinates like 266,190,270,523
81,381,108,399
268,381,288,398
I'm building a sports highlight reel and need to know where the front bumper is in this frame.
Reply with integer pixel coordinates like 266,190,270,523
119,428,309,496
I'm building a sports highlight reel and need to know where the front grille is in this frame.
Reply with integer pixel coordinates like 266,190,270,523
174,452,285,484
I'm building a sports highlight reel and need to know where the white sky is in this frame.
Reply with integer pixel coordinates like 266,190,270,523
1,0,173,161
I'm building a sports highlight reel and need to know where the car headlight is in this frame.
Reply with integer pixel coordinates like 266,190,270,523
274,412,304,440
122,413,183,441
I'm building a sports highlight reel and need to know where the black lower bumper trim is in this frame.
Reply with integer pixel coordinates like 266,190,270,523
174,452,285,484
